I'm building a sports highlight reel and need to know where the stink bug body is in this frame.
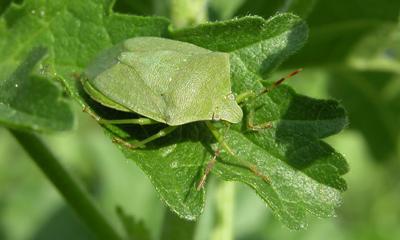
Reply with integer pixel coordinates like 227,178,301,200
82,37,242,126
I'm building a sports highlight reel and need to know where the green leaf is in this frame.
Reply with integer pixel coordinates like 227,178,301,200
0,0,169,130
347,23,400,73
172,13,347,229
111,124,207,220
329,21,400,162
207,84,347,229
1,0,200,222
208,0,244,20
233,0,283,20
116,206,152,240
0,47,74,132
171,14,308,78
0,0,12,14
214,129,345,228
284,0,317,19
285,0,400,66
113,0,154,16
1,0,348,229
328,68,400,162
0,0,170,102
88,13,346,229
232,0,316,19
160,209,197,240
229,0,400,67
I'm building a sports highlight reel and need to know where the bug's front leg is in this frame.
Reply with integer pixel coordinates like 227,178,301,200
197,149,219,191
112,126,178,149
246,108,273,131
199,122,271,190
82,106,159,125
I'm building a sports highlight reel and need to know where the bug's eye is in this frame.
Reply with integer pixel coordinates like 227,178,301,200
212,107,221,121
225,93,235,101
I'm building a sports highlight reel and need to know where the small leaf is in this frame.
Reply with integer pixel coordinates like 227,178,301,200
112,124,207,220
171,13,308,78
227,0,400,67
160,209,197,240
116,206,151,240
0,0,170,112
113,0,154,16
208,85,348,229
208,0,244,20
329,69,400,162
172,13,348,229
0,0,12,14
233,0,283,21
0,47,74,132
232,0,317,19
285,0,400,67
214,129,344,229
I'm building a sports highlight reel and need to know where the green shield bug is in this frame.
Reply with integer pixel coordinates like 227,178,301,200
82,37,242,125
81,36,302,189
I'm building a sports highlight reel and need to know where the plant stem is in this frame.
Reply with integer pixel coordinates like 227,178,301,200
9,129,122,240
211,180,235,240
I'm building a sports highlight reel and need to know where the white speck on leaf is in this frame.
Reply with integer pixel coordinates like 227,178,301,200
170,161,178,169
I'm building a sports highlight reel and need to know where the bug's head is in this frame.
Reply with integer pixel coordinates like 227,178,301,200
212,93,243,124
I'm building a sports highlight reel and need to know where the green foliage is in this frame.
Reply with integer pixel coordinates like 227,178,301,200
83,12,345,229
116,206,152,240
329,69,399,161
160,209,197,240
0,0,350,234
210,0,400,67
171,14,347,228
113,0,154,16
287,0,400,67
230,0,400,163
0,47,74,132
0,0,12,14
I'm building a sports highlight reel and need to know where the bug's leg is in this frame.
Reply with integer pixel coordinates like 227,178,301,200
82,106,159,125
236,90,256,104
204,122,271,185
238,69,303,131
112,126,178,149
236,68,303,105
197,149,220,191
246,108,273,131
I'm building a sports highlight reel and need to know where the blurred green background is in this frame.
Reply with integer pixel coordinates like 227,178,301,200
1,0,400,239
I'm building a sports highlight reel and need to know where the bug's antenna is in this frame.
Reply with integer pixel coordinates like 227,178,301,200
259,68,303,95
